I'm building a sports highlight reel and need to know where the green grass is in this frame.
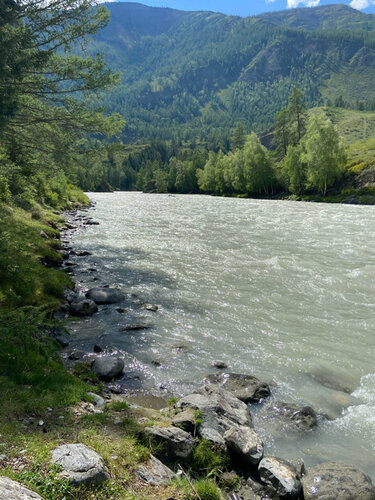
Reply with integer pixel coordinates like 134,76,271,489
310,107,375,145
188,440,229,479
0,203,73,308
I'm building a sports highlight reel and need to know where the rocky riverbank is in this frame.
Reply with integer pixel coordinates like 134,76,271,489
34,204,375,499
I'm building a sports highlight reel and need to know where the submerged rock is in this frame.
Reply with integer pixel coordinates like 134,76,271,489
140,303,158,312
212,360,228,369
86,287,124,304
260,401,317,433
0,477,43,499
177,384,253,447
51,443,110,486
91,356,124,381
303,462,375,499
258,456,301,499
144,426,194,462
120,324,151,331
69,299,98,316
203,372,271,403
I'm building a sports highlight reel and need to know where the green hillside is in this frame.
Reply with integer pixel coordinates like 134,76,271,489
312,107,375,144
258,4,375,31
88,2,375,143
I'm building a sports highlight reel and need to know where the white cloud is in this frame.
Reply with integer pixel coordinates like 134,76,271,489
350,0,375,9
287,0,321,7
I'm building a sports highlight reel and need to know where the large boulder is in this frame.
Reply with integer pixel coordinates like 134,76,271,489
0,477,43,499
91,357,124,381
258,457,301,499
203,372,271,403
144,426,194,462
177,384,253,447
51,443,110,486
224,426,264,465
303,462,375,500
69,299,98,316
86,288,124,304
260,401,317,433
136,455,176,485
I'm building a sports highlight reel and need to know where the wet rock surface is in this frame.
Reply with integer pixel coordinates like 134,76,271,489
302,462,375,500
51,443,110,486
260,401,318,433
69,299,98,316
91,356,124,381
258,456,301,499
203,372,271,403
86,287,124,304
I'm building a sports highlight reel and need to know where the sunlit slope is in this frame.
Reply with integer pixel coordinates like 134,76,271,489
91,3,375,141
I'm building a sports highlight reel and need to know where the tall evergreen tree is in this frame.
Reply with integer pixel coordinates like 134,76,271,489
288,86,307,146
231,123,246,151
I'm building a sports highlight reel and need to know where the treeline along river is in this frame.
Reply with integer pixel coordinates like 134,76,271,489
67,192,375,479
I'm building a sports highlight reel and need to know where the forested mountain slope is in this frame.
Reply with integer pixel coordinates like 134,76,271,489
91,2,375,143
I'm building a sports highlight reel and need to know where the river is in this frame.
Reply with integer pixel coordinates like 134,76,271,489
66,192,375,479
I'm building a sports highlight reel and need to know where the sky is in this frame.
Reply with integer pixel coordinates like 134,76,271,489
118,0,375,16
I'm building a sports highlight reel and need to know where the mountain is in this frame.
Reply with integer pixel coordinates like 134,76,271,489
258,4,375,31
90,2,375,143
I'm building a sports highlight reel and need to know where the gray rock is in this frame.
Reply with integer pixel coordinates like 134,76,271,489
91,357,124,381
172,408,196,434
177,384,253,447
76,250,92,256
51,443,110,486
87,392,106,408
144,426,194,462
258,457,301,498
86,287,124,304
120,324,151,331
212,360,228,369
224,426,264,465
261,401,317,432
203,372,270,403
68,350,85,361
69,299,98,316
136,455,176,485
47,327,70,348
303,462,375,500
140,303,158,312
231,477,275,499
63,288,77,303
0,477,43,499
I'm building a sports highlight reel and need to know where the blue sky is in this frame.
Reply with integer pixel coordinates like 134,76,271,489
126,0,375,16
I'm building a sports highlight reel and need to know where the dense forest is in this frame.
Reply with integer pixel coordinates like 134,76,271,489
0,0,123,307
87,3,375,143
